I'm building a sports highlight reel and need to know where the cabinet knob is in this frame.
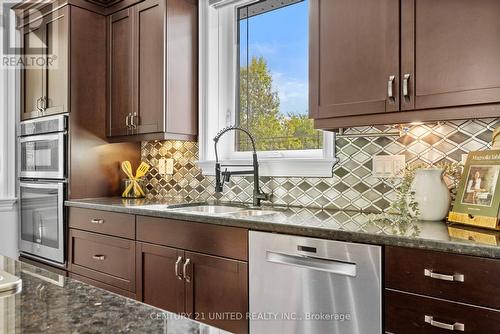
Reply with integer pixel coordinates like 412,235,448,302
92,255,106,261
90,218,104,224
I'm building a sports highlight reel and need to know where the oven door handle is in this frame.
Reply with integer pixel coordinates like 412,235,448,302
19,133,65,143
20,182,64,190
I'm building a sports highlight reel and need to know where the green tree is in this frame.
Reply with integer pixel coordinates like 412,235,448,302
238,56,321,151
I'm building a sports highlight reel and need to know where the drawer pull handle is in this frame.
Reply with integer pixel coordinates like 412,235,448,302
90,219,104,224
92,255,106,261
175,256,183,280
425,315,464,331
183,258,191,282
424,269,464,282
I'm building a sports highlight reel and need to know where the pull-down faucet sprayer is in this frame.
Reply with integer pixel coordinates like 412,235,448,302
213,126,269,207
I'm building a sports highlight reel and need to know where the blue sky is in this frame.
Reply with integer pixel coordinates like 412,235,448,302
240,0,308,116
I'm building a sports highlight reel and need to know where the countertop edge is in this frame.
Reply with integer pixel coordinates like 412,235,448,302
65,200,500,260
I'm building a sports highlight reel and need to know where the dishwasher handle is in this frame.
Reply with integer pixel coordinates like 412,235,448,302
266,251,357,277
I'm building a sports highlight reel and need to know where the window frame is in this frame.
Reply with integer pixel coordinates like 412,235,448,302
197,0,338,177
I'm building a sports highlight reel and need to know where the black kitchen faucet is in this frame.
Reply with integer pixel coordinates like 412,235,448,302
213,125,270,207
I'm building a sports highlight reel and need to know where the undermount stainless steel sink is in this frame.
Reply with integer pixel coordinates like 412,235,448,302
139,203,280,218
227,210,278,218
169,205,246,215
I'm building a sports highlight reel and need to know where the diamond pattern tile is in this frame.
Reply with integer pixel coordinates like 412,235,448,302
141,118,499,210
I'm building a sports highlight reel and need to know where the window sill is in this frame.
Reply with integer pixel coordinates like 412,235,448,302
197,158,339,177
0,198,17,212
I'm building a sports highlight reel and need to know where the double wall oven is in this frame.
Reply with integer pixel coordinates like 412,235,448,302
18,115,67,266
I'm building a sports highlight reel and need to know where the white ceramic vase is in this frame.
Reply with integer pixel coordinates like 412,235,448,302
410,168,451,221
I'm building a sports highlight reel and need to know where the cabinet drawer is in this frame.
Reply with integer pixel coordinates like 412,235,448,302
69,207,135,239
69,229,135,291
385,289,500,334
136,216,248,261
385,246,500,309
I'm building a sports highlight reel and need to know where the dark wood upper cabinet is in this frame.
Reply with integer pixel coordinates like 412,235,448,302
405,0,500,110
108,8,134,137
107,0,198,141
312,0,500,130
20,6,69,120
309,0,400,119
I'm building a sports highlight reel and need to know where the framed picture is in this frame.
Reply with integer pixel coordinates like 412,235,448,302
452,150,500,219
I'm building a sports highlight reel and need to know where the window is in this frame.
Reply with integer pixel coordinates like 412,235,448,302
198,0,337,177
236,0,322,152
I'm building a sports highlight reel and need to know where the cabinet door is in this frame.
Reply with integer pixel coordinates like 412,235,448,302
108,8,134,137
406,0,500,110
309,0,400,119
136,242,185,314
21,17,44,120
134,0,165,134
185,251,248,334
42,7,69,116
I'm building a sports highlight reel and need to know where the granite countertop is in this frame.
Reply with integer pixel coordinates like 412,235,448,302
66,197,500,259
0,255,230,334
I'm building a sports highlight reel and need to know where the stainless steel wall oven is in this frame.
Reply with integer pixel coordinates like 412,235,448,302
18,115,67,266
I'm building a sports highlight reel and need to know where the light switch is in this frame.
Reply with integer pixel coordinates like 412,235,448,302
158,158,174,175
159,158,166,175
165,158,174,175
372,155,405,178
159,158,174,175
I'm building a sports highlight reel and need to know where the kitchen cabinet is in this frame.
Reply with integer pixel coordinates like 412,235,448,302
68,209,249,334
136,216,249,334
309,0,400,119
107,0,198,141
136,244,249,334
136,242,185,313
108,7,134,137
68,229,136,292
185,251,248,334
384,246,500,333
20,6,68,120
311,0,500,130
404,0,500,110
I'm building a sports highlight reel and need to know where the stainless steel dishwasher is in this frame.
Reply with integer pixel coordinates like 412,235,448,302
249,231,382,334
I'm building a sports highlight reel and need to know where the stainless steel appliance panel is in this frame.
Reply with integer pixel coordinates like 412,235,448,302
249,231,382,334
19,182,65,264
19,114,67,137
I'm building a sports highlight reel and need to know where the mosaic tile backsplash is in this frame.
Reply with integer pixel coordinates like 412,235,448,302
142,118,499,212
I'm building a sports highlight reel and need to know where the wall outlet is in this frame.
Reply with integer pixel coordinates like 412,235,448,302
372,155,406,178
159,158,174,175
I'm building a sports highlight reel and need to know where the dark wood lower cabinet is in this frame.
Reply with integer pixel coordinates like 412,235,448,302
385,289,500,334
185,251,248,334
135,242,249,334
136,242,185,313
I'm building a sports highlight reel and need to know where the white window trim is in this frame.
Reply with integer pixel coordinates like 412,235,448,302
197,0,338,177
0,4,19,211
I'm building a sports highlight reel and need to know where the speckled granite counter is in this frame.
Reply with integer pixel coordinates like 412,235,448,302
0,255,230,334
65,197,500,259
